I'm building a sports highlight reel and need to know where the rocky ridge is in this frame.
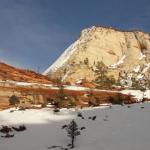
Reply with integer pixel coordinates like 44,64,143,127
0,62,51,84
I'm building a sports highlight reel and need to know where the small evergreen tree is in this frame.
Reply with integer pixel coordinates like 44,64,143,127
54,85,67,108
84,58,89,65
9,95,20,106
52,77,63,87
131,77,140,89
94,61,108,88
65,120,80,148
94,61,108,79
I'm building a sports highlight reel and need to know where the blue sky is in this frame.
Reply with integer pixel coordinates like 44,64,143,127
0,0,150,73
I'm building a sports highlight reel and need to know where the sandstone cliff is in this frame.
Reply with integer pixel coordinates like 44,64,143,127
44,26,150,85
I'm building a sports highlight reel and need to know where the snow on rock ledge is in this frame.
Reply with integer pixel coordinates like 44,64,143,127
109,55,126,69
120,90,150,101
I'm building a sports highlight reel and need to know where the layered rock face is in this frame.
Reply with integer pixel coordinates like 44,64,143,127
0,62,53,109
0,62,51,84
44,26,150,84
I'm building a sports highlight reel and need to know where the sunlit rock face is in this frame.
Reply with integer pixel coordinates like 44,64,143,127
44,26,150,84
0,62,51,84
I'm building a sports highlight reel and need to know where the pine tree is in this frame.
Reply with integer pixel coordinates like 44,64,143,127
65,120,80,148
94,61,108,87
94,61,115,88
54,85,67,108
94,61,108,79
84,58,89,65
9,95,20,106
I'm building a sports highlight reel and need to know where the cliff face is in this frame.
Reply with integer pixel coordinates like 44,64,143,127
0,62,54,109
0,62,52,84
44,26,150,84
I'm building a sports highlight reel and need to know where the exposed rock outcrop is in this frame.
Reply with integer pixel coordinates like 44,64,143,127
44,26,150,84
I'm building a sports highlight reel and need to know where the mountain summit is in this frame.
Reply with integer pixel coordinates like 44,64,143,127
44,26,150,85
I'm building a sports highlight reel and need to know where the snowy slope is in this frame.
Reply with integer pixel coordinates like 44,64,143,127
43,40,80,74
1,103,150,150
43,27,94,75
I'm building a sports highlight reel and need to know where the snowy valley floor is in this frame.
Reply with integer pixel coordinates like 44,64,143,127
0,103,150,150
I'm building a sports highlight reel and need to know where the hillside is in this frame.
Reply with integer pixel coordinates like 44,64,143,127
0,62,51,84
44,26,150,86
0,62,137,110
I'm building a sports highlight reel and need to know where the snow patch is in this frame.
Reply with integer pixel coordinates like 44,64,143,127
61,70,71,81
121,90,150,101
120,73,133,88
142,63,150,73
109,55,126,68
76,79,83,84
139,52,146,60
137,74,144,80
134,65,140,73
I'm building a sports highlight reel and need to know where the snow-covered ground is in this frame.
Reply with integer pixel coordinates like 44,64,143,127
0,103,150,150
